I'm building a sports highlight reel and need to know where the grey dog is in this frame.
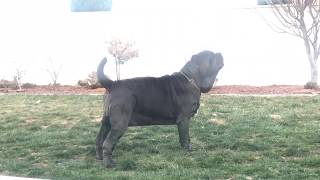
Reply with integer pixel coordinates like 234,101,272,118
95,50,224,167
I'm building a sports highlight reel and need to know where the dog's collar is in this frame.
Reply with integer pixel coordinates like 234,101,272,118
180,71,200,92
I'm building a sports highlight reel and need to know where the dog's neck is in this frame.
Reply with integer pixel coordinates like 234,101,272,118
180,71,200,92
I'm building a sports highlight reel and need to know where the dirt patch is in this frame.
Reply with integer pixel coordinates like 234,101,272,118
211,85,320,95
0,85,319,95
208,118,226,126
0,85,106,95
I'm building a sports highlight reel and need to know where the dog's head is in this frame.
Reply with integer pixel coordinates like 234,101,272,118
182,51,224,93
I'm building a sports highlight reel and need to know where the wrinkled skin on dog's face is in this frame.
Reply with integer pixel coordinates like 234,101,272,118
182,51,224,93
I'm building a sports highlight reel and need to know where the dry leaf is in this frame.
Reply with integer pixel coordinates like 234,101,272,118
270,114,282,120
208,119,225,126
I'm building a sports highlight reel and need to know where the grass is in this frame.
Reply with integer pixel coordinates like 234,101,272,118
0,94,320,179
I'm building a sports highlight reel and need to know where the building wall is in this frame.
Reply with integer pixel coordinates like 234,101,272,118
0,0,316,85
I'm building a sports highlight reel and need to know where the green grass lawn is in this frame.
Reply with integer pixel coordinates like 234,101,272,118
0,94,320,179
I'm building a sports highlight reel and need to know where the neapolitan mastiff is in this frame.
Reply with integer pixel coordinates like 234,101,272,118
96,50,224,167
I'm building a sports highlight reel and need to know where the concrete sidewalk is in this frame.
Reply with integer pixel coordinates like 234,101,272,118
0,176,47,180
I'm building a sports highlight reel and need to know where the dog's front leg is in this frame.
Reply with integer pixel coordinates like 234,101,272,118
177,116,192,151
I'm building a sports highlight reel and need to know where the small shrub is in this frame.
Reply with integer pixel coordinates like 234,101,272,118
88,83,102,89
87,71,102,89
77,80,89,87
78,72,103,89
22,83,37,88
0,79,17,89
304,82,318,89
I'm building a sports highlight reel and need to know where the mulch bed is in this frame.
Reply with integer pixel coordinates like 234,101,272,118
0,85,105,95
1,85,319,95
211,85,320,95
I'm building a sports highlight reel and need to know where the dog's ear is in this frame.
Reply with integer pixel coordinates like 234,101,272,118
191,54,199,62
215,53,223,62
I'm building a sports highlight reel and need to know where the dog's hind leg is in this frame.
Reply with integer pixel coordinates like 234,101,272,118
102,103,132,168
96,115,111,160
102,128,127,168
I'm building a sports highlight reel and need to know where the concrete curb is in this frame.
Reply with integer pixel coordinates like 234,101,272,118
0,176,47,180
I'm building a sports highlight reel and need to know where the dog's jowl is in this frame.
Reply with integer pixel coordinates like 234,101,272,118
95,50,224,168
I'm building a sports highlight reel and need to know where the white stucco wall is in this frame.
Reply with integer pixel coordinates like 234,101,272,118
0,0,317,85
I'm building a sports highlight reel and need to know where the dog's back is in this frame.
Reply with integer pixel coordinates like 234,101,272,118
107,74,190,120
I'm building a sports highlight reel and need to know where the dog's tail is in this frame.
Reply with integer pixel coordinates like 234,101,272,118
97,57,113,90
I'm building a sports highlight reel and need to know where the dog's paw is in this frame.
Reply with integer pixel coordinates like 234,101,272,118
182,144,192,152
103,157,116,168
96,155,103,161
96,149,103,160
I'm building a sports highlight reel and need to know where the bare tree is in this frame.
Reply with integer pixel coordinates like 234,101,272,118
13,68,25,90
107,39,139,80
87,71,102,88
265,0,320,88
46,58,62,89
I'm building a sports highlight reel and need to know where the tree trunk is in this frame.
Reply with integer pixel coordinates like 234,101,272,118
17,81,22,90
117,63,121,80
310,62,318,83
301,27,318,88
115,58,120,81
304,50,318,88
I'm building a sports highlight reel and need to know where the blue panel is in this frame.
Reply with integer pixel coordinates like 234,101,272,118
257,0,288,5
71,0,112,12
